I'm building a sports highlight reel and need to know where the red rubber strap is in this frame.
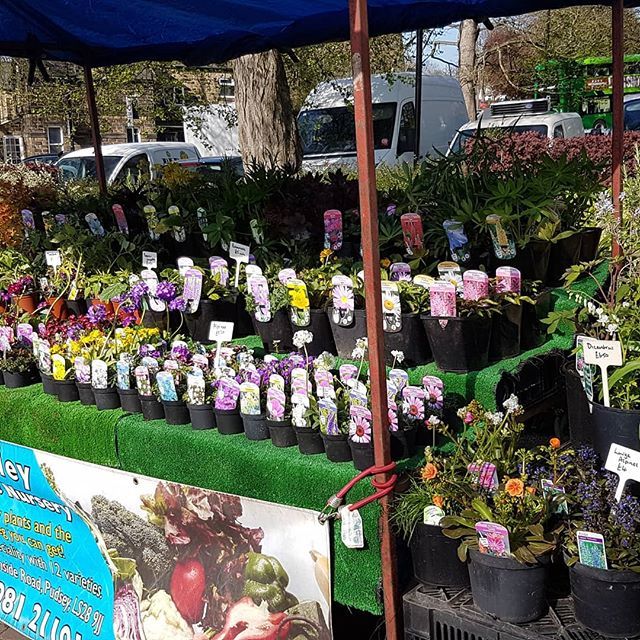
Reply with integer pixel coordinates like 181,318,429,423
335,462,396,500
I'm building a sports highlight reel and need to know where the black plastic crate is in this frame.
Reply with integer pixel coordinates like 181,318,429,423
404,584,609,640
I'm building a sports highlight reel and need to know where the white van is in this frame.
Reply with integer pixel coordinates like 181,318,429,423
56,142,201,185
298,74,469,170
449,98,584,153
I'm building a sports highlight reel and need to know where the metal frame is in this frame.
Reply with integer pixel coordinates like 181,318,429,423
83,65,108,195
612,0,624,256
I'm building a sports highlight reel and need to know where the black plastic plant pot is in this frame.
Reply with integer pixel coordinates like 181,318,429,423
140,395,165,421
328,308,368,360
468,549,548,623
349,440,375,471
422,315,492,373
580,227,603,262
184,299,236,343
295,427,325,455
384,313,432,367
188,404,216,430
162,400,190,425
489,303,522,362
4,370,36,389
56,379,80,403
267,419,297,447
142,309,181,334
321,434,352,462
235,296,255,338
590,401,640,459
410,523,470,588
76,382,95,406
390,427,417,461
561,359,594,447
520,290,552,351
242,413,269,441
215,409,245,434
290,310,336,357
65,298,88,316
41,372,57,396
491,240,551,283
118,388,142,414
548,233,583,285
93,387,121,411
252,309,295,353
571,562,640,638
0,370,4,385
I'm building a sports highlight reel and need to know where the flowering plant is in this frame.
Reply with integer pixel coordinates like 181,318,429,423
7,275,35,297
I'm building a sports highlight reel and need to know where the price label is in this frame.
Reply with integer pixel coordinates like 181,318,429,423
208,321,234,344
583,338,623,407
142,251,157,269
45,251,61,268
605,442,640,501
339,505,364,548
229,241,250,262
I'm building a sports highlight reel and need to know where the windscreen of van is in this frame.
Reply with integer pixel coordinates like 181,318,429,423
451,124,549,153
57,156,122,181
299,103,397,155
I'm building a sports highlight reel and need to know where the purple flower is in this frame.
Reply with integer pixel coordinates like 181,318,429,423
87,303,107,324
171,344,191,363
169,296,187,312
129,281,149,307
386,204,397,217
155,281,177,302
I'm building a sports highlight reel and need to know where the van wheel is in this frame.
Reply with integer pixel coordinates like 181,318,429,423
592,120,606,134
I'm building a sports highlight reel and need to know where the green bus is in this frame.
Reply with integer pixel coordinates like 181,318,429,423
535,54,640,130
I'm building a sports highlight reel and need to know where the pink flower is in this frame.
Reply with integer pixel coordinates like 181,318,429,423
464,411,474,424
350,414,371,443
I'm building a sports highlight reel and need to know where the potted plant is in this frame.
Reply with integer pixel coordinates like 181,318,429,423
8,275,37,315
186,372,215,430
488,287,524,362
49,343,79,402
213,376,244,434
327,273,367,359
1,347,37,388
320,384,352,462
156,364,190,425
520,281,552,351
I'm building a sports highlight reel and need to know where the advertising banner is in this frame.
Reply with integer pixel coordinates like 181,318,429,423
0,441,331,640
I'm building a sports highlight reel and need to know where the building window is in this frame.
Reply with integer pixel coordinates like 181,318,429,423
126,126,141,143
219,78,235,102
47,126,64,155
2,136,22,163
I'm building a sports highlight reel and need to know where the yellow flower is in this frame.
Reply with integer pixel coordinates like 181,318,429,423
380,258,391,269
289,289,309,310
383,298,396,311
320,248,333,261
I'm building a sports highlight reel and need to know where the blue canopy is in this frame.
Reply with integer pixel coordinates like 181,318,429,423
0,0,635,67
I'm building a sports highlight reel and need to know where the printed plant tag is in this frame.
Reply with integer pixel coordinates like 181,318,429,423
192,353,209,371
339,364,358,383
209,257,230,286
291,368,310,396
389,369,409,395
467,462,499,491
167,205,186,242
266,387,286,421
85,213,105,237
381,281,402,333
112,204,129,235
291,398,309,429
495,266,522,294
577,531,608,569
230,241,250,288
423,505,446,526
349,388,368,409
349,405,372,443
429,282,457,317
21,209,35,235
141,356,159,375
52,354,66,381
437,261,462,284
413,274,435,289
38,341,51,375
240,382,261,415
91,359,109,390
443,219,471,263
156,371,178,402
402,386,425,423
388,400,399,432
74,357,91,385
245,264,263,280
278,268,297,285
324,209,343,250
116,360,131,390
187,373,206,405
16,323,33,345
575,335,595,402
143,205,160,240
163,359,179,373
400,213,424,255
331,275,354,327
177,256,194,278
134,366,152,396
249,275,271,323
339,506,364,549
140,269,166,313
196,207,208,241
486,214,516,260
170,340,189,359
183,269,203,314
269,374,285,391
390,262,411,282
605,443,640,501
476,522,511,557
583,338,623,407
315,369,335,399
287,279,311,327
319,398,339,435
463,270,489,301
423,376,444,411
45,250,62,269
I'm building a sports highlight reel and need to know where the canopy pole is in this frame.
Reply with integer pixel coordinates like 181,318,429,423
414,29,424,159
348,1,400,639
83,65,107,196
612,0,624,257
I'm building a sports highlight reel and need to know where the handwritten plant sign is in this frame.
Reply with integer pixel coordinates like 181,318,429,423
605,442,640,501
583,338,623,407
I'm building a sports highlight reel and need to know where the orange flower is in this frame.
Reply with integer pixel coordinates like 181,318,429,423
433,495,444,509
549,437,561,449
505,478,525,497
526,486,536,495
421,463,438,481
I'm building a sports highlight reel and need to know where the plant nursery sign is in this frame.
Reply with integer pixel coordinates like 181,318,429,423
582,338,623,407
0,440,333,640
605,442,640,501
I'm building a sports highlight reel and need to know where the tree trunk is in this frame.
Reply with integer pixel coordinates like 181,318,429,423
232,50,302,171
458,20,479,119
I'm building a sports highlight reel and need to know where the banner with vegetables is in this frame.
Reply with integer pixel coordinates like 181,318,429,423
0,441,332,640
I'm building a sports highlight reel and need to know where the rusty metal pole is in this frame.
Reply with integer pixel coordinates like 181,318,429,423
612,0,624,257
83,65,107,196
348,0,400,638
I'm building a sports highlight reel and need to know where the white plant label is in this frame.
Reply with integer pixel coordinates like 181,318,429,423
583,338,623,407
45,250,61,269
229,241,250,288
209,321,234,372
339,505,364,549
142,251,157,269
177,256,194,278
605,442,640,501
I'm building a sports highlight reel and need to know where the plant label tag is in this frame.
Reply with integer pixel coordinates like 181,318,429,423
315,369,335,399
177,256,194,277
116,360,130,390
52,354,66,381
187,374,206,405
208,321,234,344
402,386,425,423
605,443,640,501
45,250,61,269
443,219,471,263
141,269,166,313
167,205,186,242
318,398,339,435
286,279,311,327
183,269,203,314
463,270,489,301
74,357,90,385
387,399,399,431
423,505,446,526
85,213,105,237
430,282,457,317
142,251,157,269
269,374,285,391
413,274,435,289
278,268,297,285
496,267,522,295
91,359,108,390
266,387,286,421
390,262,411,282
156,371,178,402
134,366,151,396
486,214,516,260
215,378,241,411
339,506,364,549
38,341,51,375
575,335,595,403
423,376,444,411
240,382,261,415
209,257,230,286
245,264,263,280
21,209,35,235
196,207,208,241
357,270,365,283
331,275,354,327
192,353,209,371
349,405,372,443
339,364,358,383
583,338,623,407
400,213,424,255
16,323,33,346
389,369,409,395
112,204,129,235
141,356,159,375
249,274,271,323
381,281,402,333
467,462,499,491
324,209,343,250
577,531,608,569
476,522,511,557
142,205,160,240
229,241,250,262
291,368,310,397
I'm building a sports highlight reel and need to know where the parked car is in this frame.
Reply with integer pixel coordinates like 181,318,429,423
625,94,640,131
298,74,469,170
21,154,59,165
56,142,201,185
177,155,244,177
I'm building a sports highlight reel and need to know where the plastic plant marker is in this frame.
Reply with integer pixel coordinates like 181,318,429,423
475,522,510,557
112,204,129,235
278,268,297,285
291,368,310,396
142,205,160,240
339,364,358,383
248,274,271,323
390,262,411,282
486,214,516,260
576,531,608,569
229,241,250,288
467,462,498,491
268,374,285,391
429,282,457,318
183,268,203,314
45,250,61,276
84,213,105,237
196,207,208,241
240,382,261,415
209,257,230,286
266,387,286,421
187,373,206,405
324,209,343,250
463,270,489,301
134,366,151,396
177,256,194,278
156,371,178,402
443,219,471,263
495,267,522,294
331,275,354,326
423,505,446,525
381,281,402,333
167,205,186,242
319,398,339,435
605,443,640,501
402,386,425,423
286,279,311,327
349,405,372,443
16,323,33,345
413,274,435,289
52,354,66,381
340,506,364,549
583,338,623,407
38,341,51,375
91,359,109,390
209,321,234,372
389,369,409,395
192,353,209,371
387,399,398,432
400,213,424,255
575,335,595,403
21,209,35,236
315,369,335,399
141,269,166,313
